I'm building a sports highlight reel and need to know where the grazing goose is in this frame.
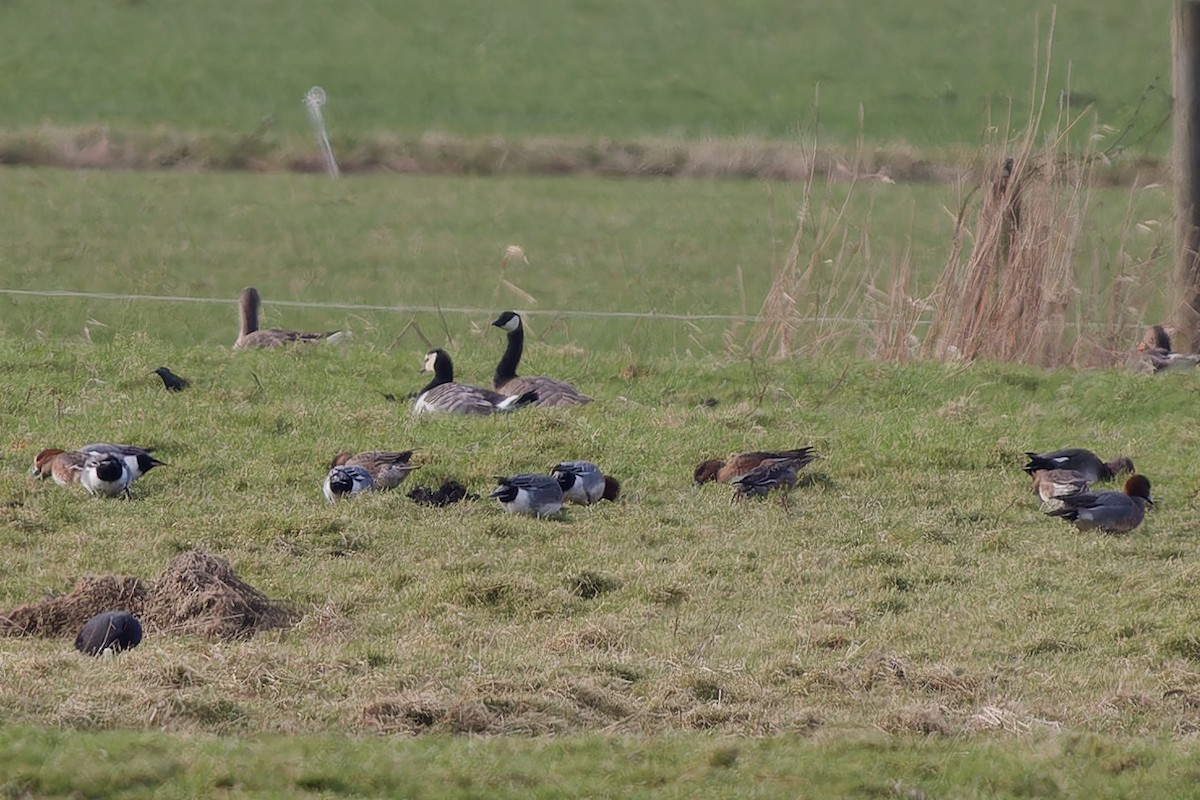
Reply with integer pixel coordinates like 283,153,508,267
1045,474,1153,534
1022,448,1133,484
30,448,86,487
694,447,819,486
81,453,132,498
234,287,344,349
331,450,420,490
412,349,538,416
75,611,143,656
491,311,592,407
490,474,565,517
1029,468,1090,503
323,465,375,502
154,367,190,392
552,460,621,504
731,460,802,509
79,443,166,482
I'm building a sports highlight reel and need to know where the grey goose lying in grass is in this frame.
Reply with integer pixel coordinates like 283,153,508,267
234,287,346,349
413,349,538,415
491,311,592,407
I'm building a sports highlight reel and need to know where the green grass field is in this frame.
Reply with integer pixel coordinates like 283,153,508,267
2,1,1196,796
0,0,1171,152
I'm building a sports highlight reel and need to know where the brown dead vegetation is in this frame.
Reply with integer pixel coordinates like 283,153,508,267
0,125,1161,185
0,549,292,641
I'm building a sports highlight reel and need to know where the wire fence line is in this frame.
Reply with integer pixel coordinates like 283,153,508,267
0,287,897,326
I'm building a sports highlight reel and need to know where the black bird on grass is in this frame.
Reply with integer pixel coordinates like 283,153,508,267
154,367,189,392
75,610,143,656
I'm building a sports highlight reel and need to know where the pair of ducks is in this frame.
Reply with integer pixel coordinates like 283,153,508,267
1025,448,1152,534
692,447,820,509
31,444,166,498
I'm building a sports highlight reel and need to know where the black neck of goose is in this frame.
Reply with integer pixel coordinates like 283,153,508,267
419,353,455,394
495,325,524,384
240,289,260,336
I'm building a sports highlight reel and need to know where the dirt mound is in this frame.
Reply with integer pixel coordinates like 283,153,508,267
0,549,291,641
0,575,148,638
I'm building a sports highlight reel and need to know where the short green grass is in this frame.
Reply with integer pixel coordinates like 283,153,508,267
0,168,1173,353
4,331,1200,793
0,0,1171,151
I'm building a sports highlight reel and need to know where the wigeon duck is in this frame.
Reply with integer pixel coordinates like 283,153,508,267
412,349,538,415
408,479,479,507
731,460,803,509
330,450,420,490
154,366,189,392
1023,448,1133,484
1045,474,1153,534
323,465,375,502
1029,468,1090,503
491,311,592,406
75,611,143,656
551,460,621,504
78,443,166,482
489,474,565,517
694,447,819,486
234,287,345,349
30,448,86,487
80,453,133,498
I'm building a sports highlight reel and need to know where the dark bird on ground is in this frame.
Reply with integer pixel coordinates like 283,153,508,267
75,611,143,656
408,479,479,507
694,447,819,486
154,367,190,392
1022,448,1133,484
1045,474,1153,534
731,460,803,509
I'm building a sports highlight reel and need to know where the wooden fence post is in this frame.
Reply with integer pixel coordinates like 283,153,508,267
1173,1,1200,350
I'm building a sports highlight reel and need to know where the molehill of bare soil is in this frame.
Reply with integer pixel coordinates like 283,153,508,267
0,549,292,641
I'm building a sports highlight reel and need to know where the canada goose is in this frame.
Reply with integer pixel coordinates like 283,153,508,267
234,287,344,349
552,460,621,504
80,453,132,498
489,474,565,517
694,447,819,486
491,311,592,407
1045,474,1153,534
1022,449,1133,484
75,611,143,656
412,349,538,416
31,448,86,487
154,367,189,392
323,465,375,502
